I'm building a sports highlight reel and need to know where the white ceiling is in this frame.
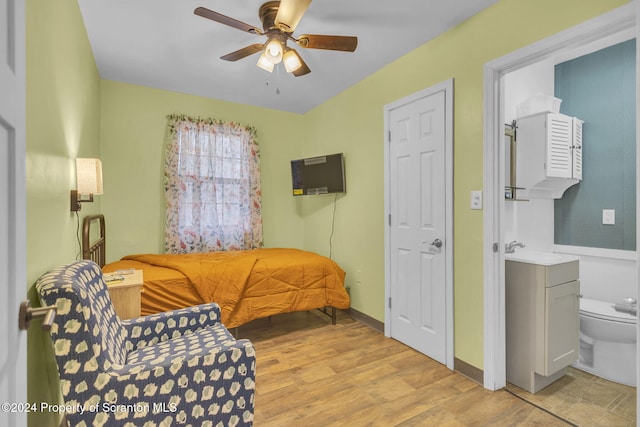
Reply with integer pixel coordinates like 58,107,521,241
77,0,498,114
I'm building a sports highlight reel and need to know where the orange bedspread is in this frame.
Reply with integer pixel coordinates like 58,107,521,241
121,248,350,328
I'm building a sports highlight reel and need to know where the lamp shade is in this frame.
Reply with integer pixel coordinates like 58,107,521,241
264,39,283,64
275,0,311,32
76,158,103,195
256,52,275,72
283,49,302,73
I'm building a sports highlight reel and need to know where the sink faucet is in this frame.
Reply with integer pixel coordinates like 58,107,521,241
505,241,525,254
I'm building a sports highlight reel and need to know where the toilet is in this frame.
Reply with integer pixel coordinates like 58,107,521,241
576,298,637,386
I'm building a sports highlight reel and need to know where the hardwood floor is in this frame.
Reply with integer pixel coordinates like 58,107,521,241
237,310,570,426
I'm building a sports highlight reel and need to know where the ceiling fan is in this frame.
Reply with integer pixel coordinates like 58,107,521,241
194,0,358,77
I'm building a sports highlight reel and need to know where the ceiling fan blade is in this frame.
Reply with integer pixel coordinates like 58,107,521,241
194,7,263,35
275,0,312,33
296,34,358,52
292,51,311,77
220,44,265,61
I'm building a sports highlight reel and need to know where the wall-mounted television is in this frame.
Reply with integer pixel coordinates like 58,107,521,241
291,153,346,196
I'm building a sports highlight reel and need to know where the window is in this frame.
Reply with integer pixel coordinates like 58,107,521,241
164,116,262,253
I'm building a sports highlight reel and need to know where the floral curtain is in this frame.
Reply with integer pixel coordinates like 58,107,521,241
164,115,262,253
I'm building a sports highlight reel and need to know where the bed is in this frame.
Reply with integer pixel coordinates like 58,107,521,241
82,214,350,328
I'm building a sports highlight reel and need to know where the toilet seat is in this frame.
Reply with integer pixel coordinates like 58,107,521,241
580,298,637,324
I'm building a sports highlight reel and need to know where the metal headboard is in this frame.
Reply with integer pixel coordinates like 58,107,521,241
82,214,106,267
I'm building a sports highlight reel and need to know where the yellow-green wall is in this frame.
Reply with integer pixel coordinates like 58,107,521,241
25,0,628,426
99,81,306,260
298,0,628,368
26,0,102,425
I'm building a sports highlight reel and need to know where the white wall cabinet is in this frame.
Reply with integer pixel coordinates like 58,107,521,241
506,257,580,393
516,112,583,198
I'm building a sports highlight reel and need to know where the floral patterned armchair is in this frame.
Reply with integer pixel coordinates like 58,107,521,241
36,260,256,427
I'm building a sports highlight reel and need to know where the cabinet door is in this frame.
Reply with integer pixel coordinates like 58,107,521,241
545,114,573,179
572,118,583,180
537,280,580,376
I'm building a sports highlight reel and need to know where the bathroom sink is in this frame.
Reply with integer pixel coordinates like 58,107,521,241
505,250,579,266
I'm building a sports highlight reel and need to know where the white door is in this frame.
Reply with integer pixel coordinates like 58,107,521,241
0,0,27,425
386,81,452,365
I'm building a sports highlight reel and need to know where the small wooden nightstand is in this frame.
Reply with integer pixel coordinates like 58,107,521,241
106,270,143,319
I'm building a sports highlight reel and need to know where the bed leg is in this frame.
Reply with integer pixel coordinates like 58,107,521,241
233,327,239,338
332,307,336,325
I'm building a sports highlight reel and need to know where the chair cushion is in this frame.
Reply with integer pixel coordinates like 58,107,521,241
124,323,238,369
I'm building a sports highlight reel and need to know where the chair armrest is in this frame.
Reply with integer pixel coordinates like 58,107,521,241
122,335,256,376
121,302,222,350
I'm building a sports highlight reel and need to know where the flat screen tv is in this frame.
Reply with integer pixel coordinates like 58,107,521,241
291,153,346,196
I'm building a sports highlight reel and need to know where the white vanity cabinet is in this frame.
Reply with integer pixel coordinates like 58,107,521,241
506,253,580,393
516,112,583,199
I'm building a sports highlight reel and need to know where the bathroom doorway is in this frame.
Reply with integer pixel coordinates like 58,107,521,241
482,2,639,424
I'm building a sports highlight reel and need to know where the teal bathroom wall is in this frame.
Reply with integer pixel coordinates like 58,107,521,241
554,39,636,250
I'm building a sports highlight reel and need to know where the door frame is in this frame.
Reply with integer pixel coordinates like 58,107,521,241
384,78,454,370
482,3,638,391
0,0,27,425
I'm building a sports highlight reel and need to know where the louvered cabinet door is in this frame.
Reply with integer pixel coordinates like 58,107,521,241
545,113,573,179
572,118,583,180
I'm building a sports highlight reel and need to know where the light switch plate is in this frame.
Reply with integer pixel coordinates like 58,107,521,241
471,190,483,210
602,209,615,225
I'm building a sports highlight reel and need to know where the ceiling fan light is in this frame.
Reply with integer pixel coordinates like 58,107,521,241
275,0,312,32
264,39,283,64
256,52,274,72
283,50,302,73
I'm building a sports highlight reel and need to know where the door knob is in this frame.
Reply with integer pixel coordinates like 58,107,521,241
18,300,57,331
427,238,443,248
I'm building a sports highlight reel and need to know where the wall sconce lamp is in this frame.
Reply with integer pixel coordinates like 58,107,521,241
70,158,103,212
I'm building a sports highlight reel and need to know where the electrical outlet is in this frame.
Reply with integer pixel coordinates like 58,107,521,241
470,190,483,210
602,209,615,225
